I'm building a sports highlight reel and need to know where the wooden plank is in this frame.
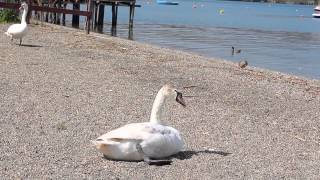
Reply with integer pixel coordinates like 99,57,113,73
98,0,135,3
32,5,91,16
0,2,20,9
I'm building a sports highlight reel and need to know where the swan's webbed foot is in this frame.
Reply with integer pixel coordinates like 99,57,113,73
143,156,172,166
136,143,172,166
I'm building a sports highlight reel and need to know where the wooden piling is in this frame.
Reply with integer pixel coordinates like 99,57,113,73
129,2,135,28
62,1,67,25
56,0,61,24
97,3,105,26
72,1,80,27
86,0,94,34
111,2,118,27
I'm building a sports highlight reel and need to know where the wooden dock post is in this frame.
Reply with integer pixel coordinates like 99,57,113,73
129,2,135,28
86,0,94,34
72,0,80,27
128,27,133,40
111,2,118,27
97,3,105,26
56,0,61,24
26,0,32,23
62,1,67,25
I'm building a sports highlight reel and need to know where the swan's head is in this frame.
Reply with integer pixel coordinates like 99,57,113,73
19,2,28,11
161,84,186,107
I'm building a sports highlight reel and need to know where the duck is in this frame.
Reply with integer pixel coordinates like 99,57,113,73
92,84,186,165
238,60,248,68
5,2,28,46
231,46,241,55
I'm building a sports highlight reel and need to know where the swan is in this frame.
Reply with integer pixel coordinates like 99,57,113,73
92,84,186,165
5,2,28,46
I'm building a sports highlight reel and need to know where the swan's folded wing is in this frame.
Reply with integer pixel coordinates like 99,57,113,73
95,123,154,142
7,24,24,34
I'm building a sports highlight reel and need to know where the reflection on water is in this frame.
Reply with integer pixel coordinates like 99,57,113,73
66,0,320,79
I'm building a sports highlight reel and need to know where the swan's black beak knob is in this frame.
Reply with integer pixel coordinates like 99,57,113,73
175,91,186,107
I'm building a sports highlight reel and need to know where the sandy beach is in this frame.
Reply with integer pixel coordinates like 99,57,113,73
0,23,320,179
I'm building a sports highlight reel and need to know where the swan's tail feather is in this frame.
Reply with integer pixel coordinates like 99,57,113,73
91,140,114,157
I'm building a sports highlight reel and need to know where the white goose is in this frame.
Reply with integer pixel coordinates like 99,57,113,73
5,2,28,46
92,84,186,165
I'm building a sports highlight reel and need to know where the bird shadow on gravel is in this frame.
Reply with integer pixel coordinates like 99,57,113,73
172,150,232,160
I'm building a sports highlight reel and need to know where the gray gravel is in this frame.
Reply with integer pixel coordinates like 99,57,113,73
1,23,320,179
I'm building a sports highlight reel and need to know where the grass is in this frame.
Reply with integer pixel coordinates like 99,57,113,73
0,9,20,23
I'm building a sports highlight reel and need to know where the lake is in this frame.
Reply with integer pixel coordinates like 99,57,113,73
75,0,320,79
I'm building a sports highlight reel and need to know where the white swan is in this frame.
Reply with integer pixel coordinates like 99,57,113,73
5,2,28,46
92,84,186,165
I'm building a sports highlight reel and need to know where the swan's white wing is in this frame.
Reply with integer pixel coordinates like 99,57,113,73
95,123,156,142
140,126,184,158
6,24,24,34
92,123,183,159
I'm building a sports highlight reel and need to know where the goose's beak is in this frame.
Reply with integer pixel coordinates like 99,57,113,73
176,91,186,107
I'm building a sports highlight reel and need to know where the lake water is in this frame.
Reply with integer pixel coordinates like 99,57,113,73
74,0,320,79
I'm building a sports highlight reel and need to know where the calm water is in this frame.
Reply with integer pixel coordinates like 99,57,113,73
75,1,320,79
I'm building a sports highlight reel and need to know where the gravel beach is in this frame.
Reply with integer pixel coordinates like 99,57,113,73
1,23,320,179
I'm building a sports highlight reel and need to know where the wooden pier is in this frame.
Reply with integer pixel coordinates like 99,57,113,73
90,0,139,38
0,0,139,35
92,0,137,28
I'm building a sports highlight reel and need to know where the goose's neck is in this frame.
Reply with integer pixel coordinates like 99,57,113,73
150,89,167,124
21,8,28,24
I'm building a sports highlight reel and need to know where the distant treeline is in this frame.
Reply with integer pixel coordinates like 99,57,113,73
226,0,318,5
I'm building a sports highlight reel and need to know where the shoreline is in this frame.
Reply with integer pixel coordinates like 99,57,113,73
1,23,319,179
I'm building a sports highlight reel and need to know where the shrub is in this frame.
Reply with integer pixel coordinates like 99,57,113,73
0,9,20,23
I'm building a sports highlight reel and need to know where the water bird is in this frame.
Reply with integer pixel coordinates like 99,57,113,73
5,2,28,46
238,60,248,68
92,84,186,165
231,46,241,55
219,8,224,15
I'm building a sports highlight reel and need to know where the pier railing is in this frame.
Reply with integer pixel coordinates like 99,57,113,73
1,0,138,36
0,1,93,34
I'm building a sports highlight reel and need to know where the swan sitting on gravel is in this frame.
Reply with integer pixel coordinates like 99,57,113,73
5,2,28,46
92,84,186,165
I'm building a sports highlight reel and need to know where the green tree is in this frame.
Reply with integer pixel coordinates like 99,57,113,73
0,9,20,23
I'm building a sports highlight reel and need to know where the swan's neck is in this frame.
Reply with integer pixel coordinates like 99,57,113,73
21,8,28,24
150,89,167,124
